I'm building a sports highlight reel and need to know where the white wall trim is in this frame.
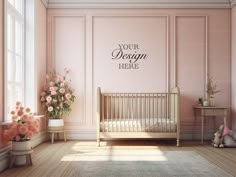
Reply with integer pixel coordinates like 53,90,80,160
41,0,49,8
0,144,11,172
30,130,48,147
65,129,97,140
43,0,232,9
231,0,236,7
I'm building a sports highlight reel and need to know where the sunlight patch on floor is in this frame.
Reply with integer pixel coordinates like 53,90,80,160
61,154,168,161
62,147,168,162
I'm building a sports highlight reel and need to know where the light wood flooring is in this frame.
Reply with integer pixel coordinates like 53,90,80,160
1,140,236,177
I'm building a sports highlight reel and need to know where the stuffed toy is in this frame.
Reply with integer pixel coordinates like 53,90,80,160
212,124,236,148
212,124,224,148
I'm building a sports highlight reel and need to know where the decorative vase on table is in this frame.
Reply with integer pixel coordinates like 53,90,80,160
48,118,64,131
208,97,215,107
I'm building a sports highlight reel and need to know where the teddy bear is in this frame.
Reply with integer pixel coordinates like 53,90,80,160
212,124,236,148
212,124,224,148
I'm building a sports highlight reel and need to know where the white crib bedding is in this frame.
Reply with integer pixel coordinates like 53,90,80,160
100,118,177,132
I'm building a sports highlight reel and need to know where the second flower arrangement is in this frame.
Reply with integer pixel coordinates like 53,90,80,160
40,68,76,119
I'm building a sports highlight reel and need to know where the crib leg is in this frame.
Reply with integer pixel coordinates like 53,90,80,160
97,139,100,147
176,139,180,147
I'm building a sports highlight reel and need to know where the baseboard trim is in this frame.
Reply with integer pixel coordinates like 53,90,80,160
31,130,48,148
65,130,97,140
0,131,47,172
0,144,11,172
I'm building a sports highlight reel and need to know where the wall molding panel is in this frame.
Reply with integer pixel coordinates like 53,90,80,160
174,15,208,97
91,15,170,125
48,14,87,127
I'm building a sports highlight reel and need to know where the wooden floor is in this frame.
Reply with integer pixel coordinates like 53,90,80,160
1,140,236,177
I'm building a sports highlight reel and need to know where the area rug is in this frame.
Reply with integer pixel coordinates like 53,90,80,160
58,150,232,177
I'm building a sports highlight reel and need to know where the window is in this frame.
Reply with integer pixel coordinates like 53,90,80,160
4,0,25,121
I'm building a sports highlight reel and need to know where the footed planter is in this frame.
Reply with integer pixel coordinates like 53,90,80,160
48,119,64,131
12,141,32,165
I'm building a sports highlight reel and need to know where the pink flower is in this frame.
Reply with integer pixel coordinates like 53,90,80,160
66,93,71,100
50,87,55,92
59,88,65,94
25,108,31,113
19,125,28,135
60,83,64,87
11,111,15,115
49,81,55,86
16,101,21,106
15,136,21,141
17,110,24,117
46,96,52,103
40,92,46,96
51,91,57,95
48,106,53,112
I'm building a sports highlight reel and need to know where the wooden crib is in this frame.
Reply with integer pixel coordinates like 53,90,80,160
97,87,180,146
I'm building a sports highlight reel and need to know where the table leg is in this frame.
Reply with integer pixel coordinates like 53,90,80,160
193,110,196,140
201,116,204,144
51,133,54,144
64,132,66,142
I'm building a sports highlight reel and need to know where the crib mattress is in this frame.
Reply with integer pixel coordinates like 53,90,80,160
100,118,177,132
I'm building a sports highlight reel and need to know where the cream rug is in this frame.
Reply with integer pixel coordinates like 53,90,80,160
59,150,232,177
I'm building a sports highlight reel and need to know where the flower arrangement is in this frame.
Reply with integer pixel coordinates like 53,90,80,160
207,77,220,99
3,102,40,142
40,68,76,119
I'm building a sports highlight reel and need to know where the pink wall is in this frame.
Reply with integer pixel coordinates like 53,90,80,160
47,8,231,139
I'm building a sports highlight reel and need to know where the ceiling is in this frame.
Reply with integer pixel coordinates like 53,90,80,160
41,0,236,8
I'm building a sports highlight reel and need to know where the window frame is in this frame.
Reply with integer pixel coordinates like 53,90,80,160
4,0,26,122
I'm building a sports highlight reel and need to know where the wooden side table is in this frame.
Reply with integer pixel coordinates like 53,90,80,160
9,149,33,168
48,130,67,143
193,106,228,144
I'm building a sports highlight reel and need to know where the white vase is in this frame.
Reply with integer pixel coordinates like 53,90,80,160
48,119,64,131
12,141,32,165
12,141,32,151
203,100,209,107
